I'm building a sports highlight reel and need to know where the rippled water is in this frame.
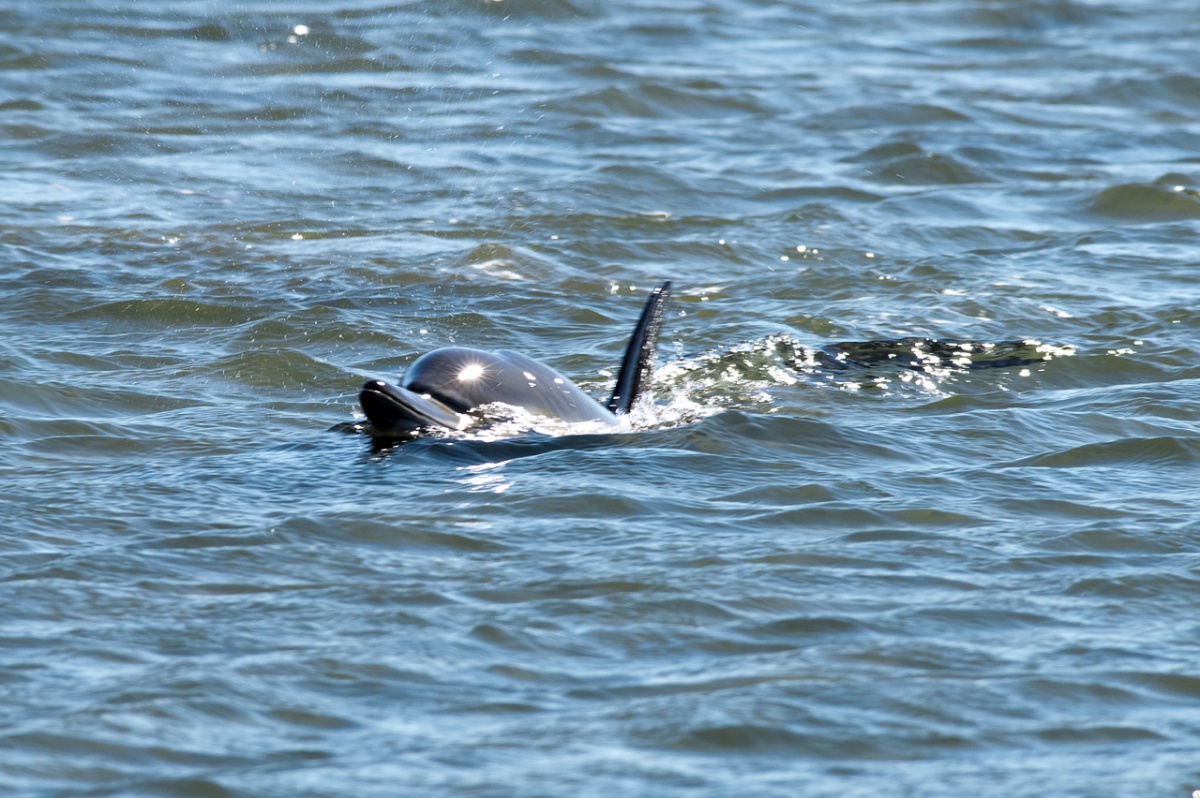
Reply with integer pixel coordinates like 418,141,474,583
4,1,1200,795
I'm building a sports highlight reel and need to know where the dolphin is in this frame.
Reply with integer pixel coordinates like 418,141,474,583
359,281,671,436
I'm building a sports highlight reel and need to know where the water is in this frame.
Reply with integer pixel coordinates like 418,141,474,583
3,1,1200,795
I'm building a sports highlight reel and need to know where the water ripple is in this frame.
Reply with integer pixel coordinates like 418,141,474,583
5,0,1200,795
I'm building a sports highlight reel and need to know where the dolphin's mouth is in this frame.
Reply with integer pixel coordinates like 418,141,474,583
359,380,465,434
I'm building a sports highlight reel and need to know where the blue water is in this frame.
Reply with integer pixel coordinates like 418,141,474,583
3,1,1200,796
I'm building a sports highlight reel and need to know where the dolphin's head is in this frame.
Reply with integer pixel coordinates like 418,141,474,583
358,378,464,434
359,346,621,436
355,281,670,437
403,347,500,412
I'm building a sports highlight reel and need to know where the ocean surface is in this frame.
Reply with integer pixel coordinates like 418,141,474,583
3,1,1200,795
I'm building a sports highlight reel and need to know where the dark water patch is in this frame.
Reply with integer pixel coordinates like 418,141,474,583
0,377,200,420
199,348,347,392
867,151,994,185
1045,378,1200,424
747,615,865,641
1,729,259,770
846,141,995,186
1065,572,1200,600
1018,677,1144,709
845,140,926,164
1080,73,1200,113
957,0,1123,30
826,528,949,548
716,483,838,505
1,122,53,140
1088,182,1200,221
813,102,973,131
1042,525,1192,555
1121,672,1200,700
838,639,1010,674
275,513,503,554
7,421,187,460
667,723,857,757
468,578,656,606
550,81,764,121
186,23,232,43
873,507,986,529
63,298,260,330
140,532,282,551
469,490,663,523
1000,552,1137,576
468,623,537,653
0,50,50,72
1033,725,1165,745
266,706,358,731
899,607,1057,635
1006,435,1200,469
637,597,742,624
448,700,544,715
634,80,771,118
834,561,987,603
476,0,596,19
240,55,409,79
681,410,915,463
752,185,885,206
740,504,914,533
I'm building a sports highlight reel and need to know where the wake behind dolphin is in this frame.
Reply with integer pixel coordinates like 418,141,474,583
359,281,671,437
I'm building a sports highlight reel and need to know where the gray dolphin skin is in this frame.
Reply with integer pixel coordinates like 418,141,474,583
359,281,671,436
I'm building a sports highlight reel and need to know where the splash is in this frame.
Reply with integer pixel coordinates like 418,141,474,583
643,334,1076,422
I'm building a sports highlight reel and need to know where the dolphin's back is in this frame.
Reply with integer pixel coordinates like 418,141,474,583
404,347,616,424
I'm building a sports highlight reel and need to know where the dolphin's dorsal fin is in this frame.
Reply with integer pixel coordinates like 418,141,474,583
606,280,671,414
